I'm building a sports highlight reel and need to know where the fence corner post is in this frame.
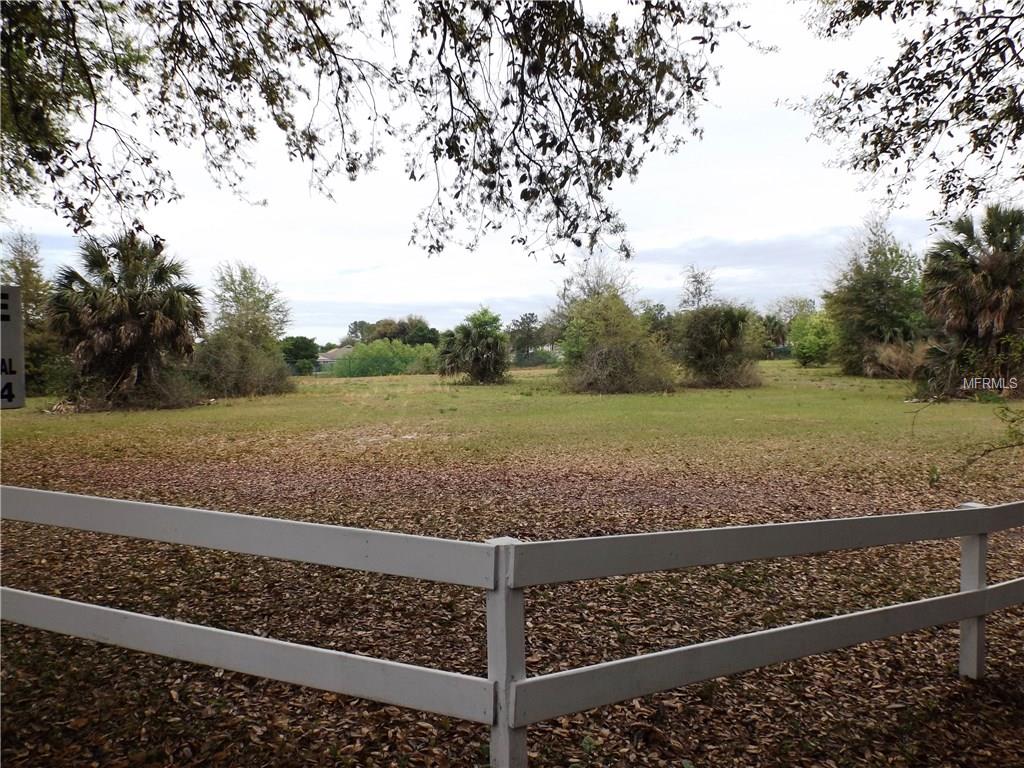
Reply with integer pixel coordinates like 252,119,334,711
486,536,528,768
958,502,988,679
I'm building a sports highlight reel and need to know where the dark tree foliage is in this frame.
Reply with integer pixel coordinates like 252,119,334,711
507,312,540,355
922,203,1024,395
400,316,440,346
347,320,374,342
368,318,401,341
811,1,1024,209
824,218,926,375
761,313,787,346
281,335,320,366
636,300,673,338
365,315,439,345
1,1,743,259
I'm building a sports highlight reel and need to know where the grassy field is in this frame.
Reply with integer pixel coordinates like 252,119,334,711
2,361,1022,766
2,361,1020,486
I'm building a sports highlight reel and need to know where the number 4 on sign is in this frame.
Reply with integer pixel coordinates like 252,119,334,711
1,285,26,409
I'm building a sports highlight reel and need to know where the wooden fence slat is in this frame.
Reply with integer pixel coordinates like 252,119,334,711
0,486,495,588
511,577,1024,726
0,587,495,724
510,502,1024,586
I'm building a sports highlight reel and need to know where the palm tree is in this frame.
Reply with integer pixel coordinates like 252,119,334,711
761,313,787,347
438,308,509,383
923,204,1024,387
49,232,205,395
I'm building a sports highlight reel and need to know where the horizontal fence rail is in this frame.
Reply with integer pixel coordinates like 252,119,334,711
0,588,494,724
511,576,1024,726
0,486,495,588
2,486,1022,768
510,501,1024,586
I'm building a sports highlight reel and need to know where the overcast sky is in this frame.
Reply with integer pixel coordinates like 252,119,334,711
2,3,949,343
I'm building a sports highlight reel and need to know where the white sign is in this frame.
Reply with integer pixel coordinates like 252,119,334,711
1,285,26,409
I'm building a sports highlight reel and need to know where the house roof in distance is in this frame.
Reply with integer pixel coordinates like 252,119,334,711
318,346,353,362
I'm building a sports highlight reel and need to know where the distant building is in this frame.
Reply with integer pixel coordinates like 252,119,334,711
315,346,353,371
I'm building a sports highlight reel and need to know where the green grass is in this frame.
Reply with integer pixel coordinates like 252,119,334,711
0,362,1017,485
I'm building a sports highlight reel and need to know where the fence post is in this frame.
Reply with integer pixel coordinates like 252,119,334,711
958,502,988,679
486,537,528,767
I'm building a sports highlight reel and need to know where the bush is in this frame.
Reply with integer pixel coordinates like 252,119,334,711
293,358,315,376
675,304,761,387
561,292,675,393
131,366,206,408
438,308,510,384
405,343,439,374
863,340,928,379
192,329,295,397
513,349,558,367
57,364,205,410
332,339,437,377
789,312,836,367
918,334,1024,399
35,353,77,396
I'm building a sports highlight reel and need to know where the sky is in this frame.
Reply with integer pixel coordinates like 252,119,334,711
2,3,948,344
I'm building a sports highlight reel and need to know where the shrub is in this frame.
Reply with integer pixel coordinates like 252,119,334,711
918,334,1024,399
863,340,928,379
789,312,836,367
513,349,558,367
192,329,295,397
675,304,761,387
405,343,439,374
293,358,315,376
561,292,675,393
332,339,436,377
438,308,510,384
131,366,206,408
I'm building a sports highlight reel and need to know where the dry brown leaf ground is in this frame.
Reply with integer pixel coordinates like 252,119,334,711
2,364,1022,766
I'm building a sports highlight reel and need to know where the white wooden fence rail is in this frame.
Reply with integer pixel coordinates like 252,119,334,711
1,486,1022,768
0,486,495,588
0,587,494,723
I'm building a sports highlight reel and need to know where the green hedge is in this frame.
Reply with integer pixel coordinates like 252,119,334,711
331,339,438,377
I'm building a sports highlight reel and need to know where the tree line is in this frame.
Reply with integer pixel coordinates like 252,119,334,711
3,201,1021,404
451,201,1023,398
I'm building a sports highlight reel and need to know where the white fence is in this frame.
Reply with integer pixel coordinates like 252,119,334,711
1,485,1022,767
